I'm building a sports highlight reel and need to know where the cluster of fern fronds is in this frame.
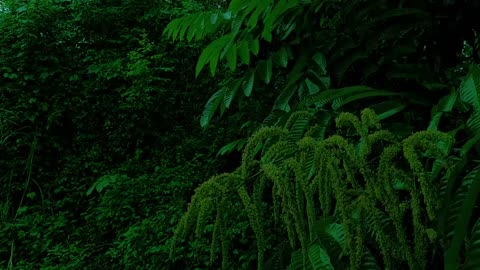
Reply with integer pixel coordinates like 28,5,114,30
169,108,455,270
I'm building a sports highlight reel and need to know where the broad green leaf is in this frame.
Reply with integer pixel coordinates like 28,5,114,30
223,11,232,20
86,184,96,196
297,82,306,98
229,0,248,13
369,100,406,120
288,249,312,270
263,0,299,38
273,70,303,111
428,90,458,130
437,157,469,238
304,78,320,95
306,69,330,90
280,16,297,40
243,69,255,96
466,110,480,134
224,78,242,108
238,40,250,65
178,18,191,41
217,138,247,156
226,43,237,71
246,0,270,28
262,30,273,42
325,223,346,248
256,59,269,84
362,249,381,270
331,90,401,110
250,38,260,55
312,52,327,74
308,244,334,270
209,51,220,76
231,16,244,35
210,13,218,24
187,15,203,41
309,111,331,140
196,34,232,77
445,165,480,270
274,47,289,67
200,89,223,127
300,86,392,109
459,64,480,110
460,133,480,157
163,17,181,40
288,114,311,142
464,218,480,270
263,110,287,126
253,141,263,157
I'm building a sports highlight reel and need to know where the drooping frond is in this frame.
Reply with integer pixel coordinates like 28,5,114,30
170,109,454,270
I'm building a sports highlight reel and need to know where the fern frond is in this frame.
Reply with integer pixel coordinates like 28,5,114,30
444,165,480,270
223,78,242,109
361,248,381,270
243,69,256,96
369,100,406,120
428,90,458,131
285,111,312,142
288,248,313,270
459,64,480,110
299,85,399,109
466,110,480,134
464,218,480,270
273,71,303,112
331,89,401,110
200,88,224,128
308,244,334,270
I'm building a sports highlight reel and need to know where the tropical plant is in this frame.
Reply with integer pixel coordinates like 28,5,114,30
164,0,447,130
169,108,456,270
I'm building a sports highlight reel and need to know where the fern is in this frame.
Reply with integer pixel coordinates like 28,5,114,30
286,217,346,270
170,109,454,270
369,100,406,121
459,65,480,110
308,244,334,270
464,217,480,270
428,90,458,131
444,165,480,270
298,85,401,109
361,248,381,270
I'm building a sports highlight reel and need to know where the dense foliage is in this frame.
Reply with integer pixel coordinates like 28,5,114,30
2,0,480,269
